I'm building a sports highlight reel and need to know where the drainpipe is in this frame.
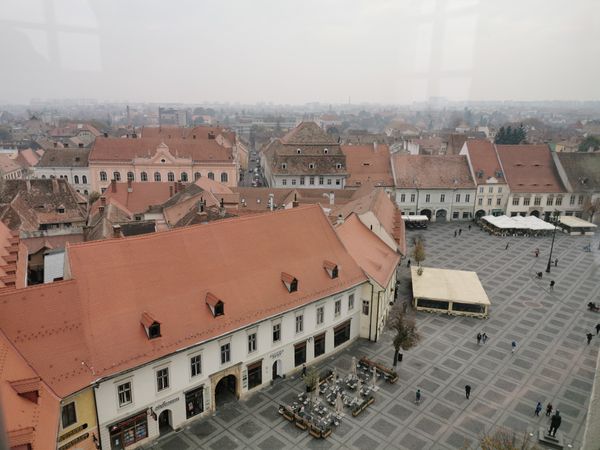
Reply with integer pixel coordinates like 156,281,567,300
374,290,382,342
367,282,374,341
92,384,102,449
415,188,420,215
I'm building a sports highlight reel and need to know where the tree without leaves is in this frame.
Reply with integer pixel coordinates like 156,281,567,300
389,311,421,366
468,428,540,450
583,196,600,223
412,238,426,267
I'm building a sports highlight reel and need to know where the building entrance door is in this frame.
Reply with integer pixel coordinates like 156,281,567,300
158,410,172,436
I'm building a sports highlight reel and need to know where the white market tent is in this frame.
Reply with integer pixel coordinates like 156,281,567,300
558,216,597,235
411,267,490,318
401,215,429,222
482,215,555,232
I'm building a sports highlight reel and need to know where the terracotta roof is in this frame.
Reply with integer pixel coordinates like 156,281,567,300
392,154,475,189
281,122,338,145
341,144,394,188
555,153,600,193
89,137,233,163
0,222,27,290
36,148,89,167
496,144,565,193
464,140,505,184
0,330,60,449
141,125,236,144
16,148,41,168
0,205,366,397
0,154,23,174
90,182,179,217
336,214,400,288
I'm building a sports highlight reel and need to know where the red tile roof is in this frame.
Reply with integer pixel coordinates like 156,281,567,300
0,205,367,397
496,144,565,193
341,144,394,187
464,140,505,183
89,182,179,216
89,137,233,162
392,155,475,189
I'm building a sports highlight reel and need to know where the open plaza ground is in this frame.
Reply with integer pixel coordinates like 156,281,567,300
143,222,600,449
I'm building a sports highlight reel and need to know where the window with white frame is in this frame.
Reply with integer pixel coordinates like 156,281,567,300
487,198,492,206
425,194,430,203
348,293,354,310
410,193,415,202
220,343,231,364
295,314,304,333
400,194,406,202
479,186,483,193
117,382,132,407
488,186,493,193
362,300,369,315
248,332,257,353
498,187,503,193
534,197,541,206
190,354,202,377
478,198,483,206
334,299,341,317
465,194,470,202
272,322,281,342
569,195,575,205
156,368,169,391
316,306,324,325
440,194,445,202
512,197,519,205
455,193,460,202
496,198,501,206
523,197,530,206
556,196,562,206
282,178,287,186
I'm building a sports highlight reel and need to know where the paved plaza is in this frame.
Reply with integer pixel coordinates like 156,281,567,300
144,222,600,449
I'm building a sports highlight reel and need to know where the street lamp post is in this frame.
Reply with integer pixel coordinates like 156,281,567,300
546,211,560,273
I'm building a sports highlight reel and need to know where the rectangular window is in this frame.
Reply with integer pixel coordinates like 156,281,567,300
185,386,204,419
512,197,520,206
295,315,304,333
479,186,484,193
335,179,341,185
556,196,562,206
316,306,324,325
319,176,324,184
61,402,77,428
327,178,332,185
282,178,287,186
578,195,584,205
440,194,445,202
314,333,326,358
190,355,202,377
465,194,470,202
334,321,351,347
410,193,415,202
455,194,460,202
118,382,132,407
534,197,541,206
498,187,503,193
488,186,493,193
309,177,315,185
248,333,257,353
294,342,306,367
478,198,483,206
496,198,501,206
569,195,575,205
247,360,262,389
425,194,430,203
400,194,406,202
487,198,492,206
291,179,296,185
547,197,553,206
348,294,354,310
272,323,281,342
462,212,470,219
362,300,369,315
300,177,305,185
453,211,459,219
220,343,231,364
334,299,341,317
109,412,148,448
156,368,169,391
523,197,530,206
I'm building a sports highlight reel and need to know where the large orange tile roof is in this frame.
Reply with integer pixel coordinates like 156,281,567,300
89,136,233,162
392,154,475,189
0,330,60,449
341,144,394,188
89,181,179,217
464,140,506,183
496,144,565,193
336,214,400,288
0,205,367,397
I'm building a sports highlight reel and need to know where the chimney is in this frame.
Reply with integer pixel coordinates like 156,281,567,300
51,178,59,194
112,224,122,239
197,200,204,212
169,186,174,197
268,193,274,211
329,191,335,205
100,196,106,206
25,179,31,192
127,180,133,193
53,142,57,148
78,143,84,148
110,179,116,193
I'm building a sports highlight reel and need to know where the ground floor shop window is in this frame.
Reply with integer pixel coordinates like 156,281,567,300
452,302,485,314
109,412,148,449
314,333,326,357
334,320,351,347
416,299,449,310
247,360,262,389
294,342,306,367
185,386,204,419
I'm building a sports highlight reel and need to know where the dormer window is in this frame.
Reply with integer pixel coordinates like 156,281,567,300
323,260,338,279
141,312,161,339
281,272,298,293
281,163,287,169
324,148,329,154
160,158,166,163
309,163,315,169
336,163,342,169
297,148,302,154
206,292,225,317
57,206,65,214
10,377,41,404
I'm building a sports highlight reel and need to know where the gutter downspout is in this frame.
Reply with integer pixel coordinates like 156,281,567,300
93,384,102,449
368,282,374,341
374,290,382,342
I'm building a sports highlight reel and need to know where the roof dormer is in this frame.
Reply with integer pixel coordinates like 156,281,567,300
281,272,298,293
141,312,161,339
323,260,339,279
10,377,41,404
206,292,225,317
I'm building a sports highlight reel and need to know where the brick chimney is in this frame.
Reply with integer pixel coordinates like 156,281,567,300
329,191,335,205
112,224,122,238
110,179,116,193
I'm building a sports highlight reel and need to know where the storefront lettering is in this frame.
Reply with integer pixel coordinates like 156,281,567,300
154,396,180,411
270,349,284,359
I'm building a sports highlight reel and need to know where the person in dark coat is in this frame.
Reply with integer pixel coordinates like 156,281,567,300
465,385,471,399
546,403,553,416
596,323,600,335
587,332,593,345
548,410,561,437
550,280,555,290
535,401,542,416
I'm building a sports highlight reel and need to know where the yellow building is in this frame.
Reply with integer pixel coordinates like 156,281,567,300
57,387,99,450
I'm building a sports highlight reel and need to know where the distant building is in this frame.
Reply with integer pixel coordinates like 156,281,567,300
553,152,600,222
262,121,348,189
159,107,189,126
341,143,394,190
0,154,25,180
32,148,91,194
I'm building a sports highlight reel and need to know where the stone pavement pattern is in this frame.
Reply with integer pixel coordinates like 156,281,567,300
143,223,600,449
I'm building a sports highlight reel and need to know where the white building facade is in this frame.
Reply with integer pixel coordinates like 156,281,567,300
394,188,476,222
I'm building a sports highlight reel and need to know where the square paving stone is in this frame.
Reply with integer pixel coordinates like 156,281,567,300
419,378,441,393
257,436,288,450
453,349,475,361
570,378,593,391
396,431,429,450
466,367,489,381
429,367,452,382
235,420,265,440
501,414,530,433
494,378,518,392
555,402,581,418
371,417,396,436
159,435,189,450
442,389,465,406
305,437,335,450
563,390,587,406
413,416,443,438
458,415,489,435
512,358,533,370
471,401,499,419
257,404,281,423
483,389,507,406
445,431,474,449
540,367,562,380
428,401,455,421
532,377,555,393
190,421,219,439
441,358,463,370
475,358,499,370
209,435,240,450
352,433,381,450
487,349,508,361
387,403,416,422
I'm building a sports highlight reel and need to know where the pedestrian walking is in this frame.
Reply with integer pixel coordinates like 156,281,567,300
407,259,411,268
596,323,600,335
454,230,457,237
302,364,307,377
511,340,517,353
505,242,509,250
535,248,539,257
482,332,488,344
548,411,561,437
476,332,482,345
468,224,472,231
465,385,471,399
550,280,555,291
546,403,553,416
459,228,462,236
415,389,421,405
554,258,558,267
587,332,593,345
535,401,542,416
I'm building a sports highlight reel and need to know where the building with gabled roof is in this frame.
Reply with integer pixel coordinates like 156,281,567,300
553,152,600,222
341,143,394,190
32,147,91,195
261,121,348,189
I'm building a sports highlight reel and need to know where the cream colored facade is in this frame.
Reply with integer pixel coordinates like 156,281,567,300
89,143,237,193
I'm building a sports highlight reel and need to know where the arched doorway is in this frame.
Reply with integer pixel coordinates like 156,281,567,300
215,374,237,407
475,209,486,218
530,210,540,218
272,360,282,380
158,410,172,435
420,209,432,220
435,209,447,221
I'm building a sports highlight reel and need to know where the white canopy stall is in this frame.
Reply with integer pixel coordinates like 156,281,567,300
558,216,597,236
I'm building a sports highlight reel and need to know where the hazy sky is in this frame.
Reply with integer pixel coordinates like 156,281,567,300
1,0,599,105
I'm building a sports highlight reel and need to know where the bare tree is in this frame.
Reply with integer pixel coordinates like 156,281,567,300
412,237,426,269
473,428,540,450
389,310,421,366
583,196,600,223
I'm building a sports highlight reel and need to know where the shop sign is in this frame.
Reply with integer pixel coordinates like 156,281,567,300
154,396,180,411
270,349,284,359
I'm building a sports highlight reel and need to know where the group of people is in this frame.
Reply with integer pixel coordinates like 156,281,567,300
534,402,562,437
453,225,472,238
476,332,488,345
